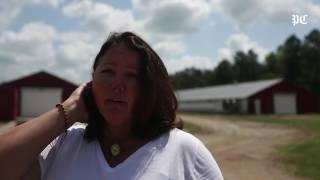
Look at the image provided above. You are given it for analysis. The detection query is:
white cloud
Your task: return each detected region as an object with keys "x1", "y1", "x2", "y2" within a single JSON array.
[
  {"x1": 0, "y1": 21, "x2": 98, "y2": 84},
  {"x1": 0, "y1": 22, "x2": 56, "y2": 64},
  {"x1": 218, "y1": 33, "x2": 269, "y2": 62},
  {"x1": 51, "y1": 30, "x2": 101, "y2": 83},
  {"x1": 165, "y1": 55, "x2": 216, "y2": 74},
  {"x1": 55, "y1": 67, "x2": 91, "y2": 85},
  {"x1": 62, "y1": 0, "x2": 137, "y2": 37},
  {"x1": 61, "y1": 0, "x2": 89, "y2": 18},
  {"x1": 57, "y1": 31, "x2": 93, "y2": 43},
  {"x1": 0, "y1": 22, "x2": 57, "y2": 83},
  {"x1": 153, "y1": 40, "x2": 187, "y2": 59},
  {"x1": 0, "y1": 0, "x2": 64, "y2": 30},
  {"x1": 56, "y1": 38, "x2": 98, "y2": 67},
  {"x1": 32, "y1": 0, "x2": 65, "y2": 8},
  {"x1": 0, "y1": 2, "x2": 21, "y2": 31},
  {"x1": 214, "y1": 0, "x2": 320, "y2": 28},
  {"x1": 133, "y1": 0, "x2": 212, "y2": 36},
  {"x1": 61, "y1": 0, "x2": 214, "y2": 39}
]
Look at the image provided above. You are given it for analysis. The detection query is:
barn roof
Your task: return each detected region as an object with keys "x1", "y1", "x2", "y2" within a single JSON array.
[
  {"x1": 0, "y1": 71, "x2": 77, "y2": 88},
  {"x1": 175, "y1": 79, "x2": 282, "y2": 101}
]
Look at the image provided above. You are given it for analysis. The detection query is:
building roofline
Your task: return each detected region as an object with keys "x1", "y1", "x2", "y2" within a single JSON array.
[
  {"x1": 175, "y1": 78, "x2": 283, "y2": 101},
  {"x1": 0, "y1": 70, "x2": 78, "y2": 87}
]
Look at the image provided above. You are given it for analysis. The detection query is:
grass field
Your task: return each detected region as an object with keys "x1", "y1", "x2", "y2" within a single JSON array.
[
  {"x1": 225, "y1": 114, "x2": 320, "y2": 179},
  {"x1": 183, "y1": 122, "x2": 202, "y2": 134},
  {"x1": 180, "y1": 112, "x2": 320, "y2": 180}
]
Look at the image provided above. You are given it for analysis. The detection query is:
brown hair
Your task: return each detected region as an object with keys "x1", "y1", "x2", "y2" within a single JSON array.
[{"x1": 83, "y1": 31, "x2": 178, "y2": 141}]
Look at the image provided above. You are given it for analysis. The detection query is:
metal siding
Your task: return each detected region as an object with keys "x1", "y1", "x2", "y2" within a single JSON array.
[
  {"x1": 0, "y1": 71, "x2": 77, "y2": 121},
  {"x1": 250, "y1": 81, "x2": 319, "y2": 114},
  {"x1": 178, "y1": 100, "x2": 223, "y2": 112},
  {"x1": 177, "y1": 79, "x2": 319, "y2": 114},
  {"x1": 176, "y1": 79, "x2": 282, "y2": 101},
  {"x1": 239, "y1": 99, "x2": 248, "y2": 113},
  {"x1": 13, "y1": 88, "x2": 19, "y2": 119},
  {"x1": 273, "y1": 93, "x2": 296, "y2": 114},
  {"x1": 254, "y1": 99, "x2": 261, "y2": 114},
  {"x1": 0, "y1": 87, "x2": 15, "y2": 120},
  {"x1": 21, "y1": 87, "x2": 62, "y2": 117}
]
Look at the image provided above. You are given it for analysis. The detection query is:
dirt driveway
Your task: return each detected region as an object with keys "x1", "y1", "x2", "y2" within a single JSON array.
[{"x1": 180, "y1": 114, "x2": 308, "y2": 180}]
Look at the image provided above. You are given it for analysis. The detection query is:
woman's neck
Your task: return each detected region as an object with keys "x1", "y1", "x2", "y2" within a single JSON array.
[
  {"x1": 98, "y1": 130, "x2": 147, "y2": 167},
  {"x1": 101, "y1": 123, "x2": 133, "y2": 144},
  {"x1": 98, "y1": 123, "x2": 148, "y2": 167}
]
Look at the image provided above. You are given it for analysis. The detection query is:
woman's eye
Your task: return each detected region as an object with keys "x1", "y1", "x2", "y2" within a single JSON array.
[{"x1": 101, "y1": 69, "x2": 114, "y2": 74}]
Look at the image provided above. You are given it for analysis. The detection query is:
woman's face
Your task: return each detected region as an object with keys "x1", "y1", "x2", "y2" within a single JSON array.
[{"x1": 92, "y1": 43, "x2": 141, "y2": 127}]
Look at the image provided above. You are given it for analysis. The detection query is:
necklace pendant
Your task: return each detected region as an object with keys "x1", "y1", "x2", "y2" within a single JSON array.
[{"x1": 110, "y1": 144, "x2": 121, "y2": 156}]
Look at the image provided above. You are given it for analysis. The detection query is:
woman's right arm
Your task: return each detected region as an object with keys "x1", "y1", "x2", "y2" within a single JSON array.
[{"x1": 0, "y1": 83, "x2": 88, "y2": 180}]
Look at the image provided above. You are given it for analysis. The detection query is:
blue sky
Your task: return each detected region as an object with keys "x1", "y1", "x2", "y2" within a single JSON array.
[{"x1": 0, "y1": 0, "x2": 319, "y2": 84}]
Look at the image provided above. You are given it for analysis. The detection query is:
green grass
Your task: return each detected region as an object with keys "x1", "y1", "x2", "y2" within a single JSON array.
[
  {"x1": 279, "y1": 139, "x2": 320, "y2": 179},
  {"x1": 180, "y1": 112, "x2": 320, "y2": 132},
  {"x1": 224, "y1": 114, "x2": 320, "y2": 132},
  {"x1": 183, "y1": 121, "x2": 207, "y2": 134},
  {"x1": 179, "y1": 112, "x2": 320, "y2": 180},
  {"x1": 225, "y1": 114, "x2": 320, "y2": 179}
]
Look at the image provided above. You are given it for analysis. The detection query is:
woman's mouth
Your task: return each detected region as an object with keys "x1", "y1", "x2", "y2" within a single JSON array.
[
  {"x1": 105, "y1": 99, "x2": 127, "y2": 110},
  {"x1": 107, "y1": 99, "x2": 126, "y2": 103}
]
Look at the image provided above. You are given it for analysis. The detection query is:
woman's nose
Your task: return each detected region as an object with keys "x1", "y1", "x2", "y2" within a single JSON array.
[{"x1": 111, "y1": 76, "x2": 125, "y2": 93}]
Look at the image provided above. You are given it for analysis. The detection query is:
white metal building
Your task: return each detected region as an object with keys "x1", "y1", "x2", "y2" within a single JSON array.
[{"x1": 175, "y1": 79, "x2": 319, "y2": 114}]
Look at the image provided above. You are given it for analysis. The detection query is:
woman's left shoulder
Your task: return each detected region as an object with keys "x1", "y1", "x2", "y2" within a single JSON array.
[
  {"x1": 168, "y1": 128, "x2": 224, "y2": 180},
  {"x1": 168, "y1": 128, "x2": 204, "y2": 150}
]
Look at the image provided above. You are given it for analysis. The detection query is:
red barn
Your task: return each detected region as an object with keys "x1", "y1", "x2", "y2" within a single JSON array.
[
  {"x1": 176, "y1": 79, "x2": 320, "y2": 114},
  {"x1": 0, "y1": 71, "x2": 77, "y2": 121},
  {"x1": 247, "y1": 80, "x2": 319, "y2": 114}
]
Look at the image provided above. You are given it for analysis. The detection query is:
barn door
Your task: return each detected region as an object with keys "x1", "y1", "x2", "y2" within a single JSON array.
[
  {"x1": 273, "y1": 93, "x2": 297, "y2": 114},
  {"x1": 21, "y1": 87, "x2": 62, "y2": 117},
  {"x1": 254, "y1": 99, "x2": 261, "y2": 114}
]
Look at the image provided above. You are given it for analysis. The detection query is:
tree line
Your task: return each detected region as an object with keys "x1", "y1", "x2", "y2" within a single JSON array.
[{"x1": 170, "y1": 29, "x2": 320, "y2": 96}]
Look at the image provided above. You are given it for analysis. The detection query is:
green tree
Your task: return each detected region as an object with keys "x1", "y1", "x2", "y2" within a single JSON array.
[
  {"x1": 212, "y1": 59, "x2": 235, "y2": 85},
  {"x1": 170, "y1": 67, "x2": 210, "y2": 89},
  {"x1": 263, "y1": 52, "x2": 281, "y2": 78},
  {"x1": 301, "y1": 29, "x2": 320, "y2": 95},
  {"x1": 233, "y1": 50, "x2": 264, "y2": 82},
  {"x1": 170, "y1": 28, "x2": 320, "y2": 93},
  {"x1": 278, "y1": 35, "x2": 302, "y2": 82}
]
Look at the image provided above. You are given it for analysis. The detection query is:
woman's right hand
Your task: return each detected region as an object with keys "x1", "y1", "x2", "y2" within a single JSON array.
[{"x1": 62, "y1": 82, "x2": 90, "y2": 126}]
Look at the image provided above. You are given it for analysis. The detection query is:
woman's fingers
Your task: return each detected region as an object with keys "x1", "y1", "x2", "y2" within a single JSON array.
[
  {"x1": 72, "y1": 82, "x2": 88, "y2": 97},
  {"x1": 77, "y1": 82, "x2": 91, "y2": 123},
  {"x1": 62, "y1": 82, "x2": 91, "y2": 124}
]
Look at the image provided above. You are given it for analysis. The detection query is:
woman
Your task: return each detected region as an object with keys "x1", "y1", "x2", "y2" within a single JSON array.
[{"x1": 0, "y1": 32, "x2": 223, "y2": 180}]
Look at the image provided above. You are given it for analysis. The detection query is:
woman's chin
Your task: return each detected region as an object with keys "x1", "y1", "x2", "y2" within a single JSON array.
[{"x1": 102, "y1": 112, "x2": 130, "y2": 127}]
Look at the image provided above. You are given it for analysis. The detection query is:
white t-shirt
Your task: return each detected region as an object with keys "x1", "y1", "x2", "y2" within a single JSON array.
[{"x1": 39, "y1": 127, "x2": 224, "y2": 180}]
